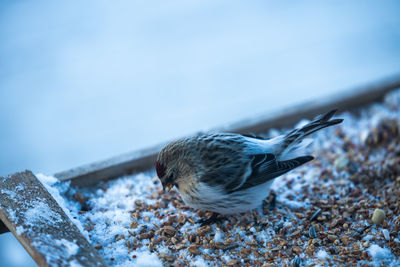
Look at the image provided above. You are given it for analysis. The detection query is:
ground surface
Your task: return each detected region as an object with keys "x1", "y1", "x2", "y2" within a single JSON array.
[{"x1": 59, "y1": 90, "x2": 400, "y2": 266}]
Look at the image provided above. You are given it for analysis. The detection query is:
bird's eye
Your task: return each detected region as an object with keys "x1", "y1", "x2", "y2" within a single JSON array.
[{"x1": 167, "y1": 173, "x2": 174, "y2": 181}]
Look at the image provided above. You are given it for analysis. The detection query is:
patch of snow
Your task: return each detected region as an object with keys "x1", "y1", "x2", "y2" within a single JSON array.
[
  {"x1": 135, "y1": 251, "x2": 163, "y2": 267},
  {"x1": 25, "y1": 200, "x2": 62, "y2": 226},
  {"x1": 70, "y1": 260, "x2": 83, "y2": 267},
  {"x1": 214, "y1": 230, "x2": 224, "y2": 242},
  {"x1": 363, "y1": 234, "x2": 373, "y2": 241},
  {"x1": 6, "y1": 208, "x2": 17, "y2": 223},
  {"x1": 54, "y1": 239, "x2": 79, "y2": 257},
  {"x1": 1, "y1": 189, "x2": 17, "y2": 199},
  {"x1": 192, "y1": 257, "x2": 210, "y2": 267},
  {"x1": 16, "y1": 226, "x2": 25, "y2": 235},
  {"x1": 36, "y1": 173, "x2": 59, "y2": 186},
  {"x1": 316, "y1": 249, "x2": 329, "y2": 260},
  {"x1": 36, "y1": 173, "x2": 89, "y2": 240},
  {"x1": 367, "y1": 244, "x2": 399, "y2": 267},
  {"x1": 368, "y1": 244, "x2": 391, "y2": 259}
]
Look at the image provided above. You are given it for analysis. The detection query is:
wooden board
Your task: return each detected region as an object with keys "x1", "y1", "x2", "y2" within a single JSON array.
[
  {"x1": 55, "y1": 75, "x2": 400, "y2": 187},
  {"x1": 0, "y1": 171, "x2": 107, "y2": 267}
]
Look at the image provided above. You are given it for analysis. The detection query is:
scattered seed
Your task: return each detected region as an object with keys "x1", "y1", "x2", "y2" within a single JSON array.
[
  {"x1": 327, "y1": 234, "x2": 338, "y2": 242},
  {"x1": 162, "y1": 226, "x2": 176, "y2": 236},
  {"x1": 371, "y1": 209, "x2": 385, "y2": 225},
  {"x1": 188, "y1": 244, "x2": 200, "y2": 255},
  {"x1": 310, "y1": 209, "x2": 322, "y2": 221},
  {"x1": 292, "y1": 256, "x2": 301, "y2": 267},
  {"x1": 309, "y1": 225, "x2": 317, "y2": 238},
  {"x1": 382, "y1": 229, "x2": 390, "y2": 241}
]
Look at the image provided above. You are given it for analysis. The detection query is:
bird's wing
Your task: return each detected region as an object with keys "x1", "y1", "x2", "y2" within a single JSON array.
[
  {"x1": 199, "y1": 160, "x2": 251, "y2": 193},
  {"x1": 196, "y1": 132, "x2": 314, "y2": 192},
  {"x1": 227, "y1": 154, "x2": 314, "y2": 193},
  {"x1": 199, "y1": 152, "x2": 273, "y2": 192},
  {"x1": 240, "y1": 133, "x2": 267, "y2": 140}
]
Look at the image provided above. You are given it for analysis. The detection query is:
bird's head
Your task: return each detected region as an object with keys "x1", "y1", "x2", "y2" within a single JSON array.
[
  {"x1": 155, "y1": 160, "x2": 176, "y2": 191},
  {"x1": 155, "y1": 142, "x2": 183, "y2": 191}
]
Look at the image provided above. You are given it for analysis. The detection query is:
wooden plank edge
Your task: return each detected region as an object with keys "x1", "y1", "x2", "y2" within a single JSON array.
[
  {"x1": 0, "y1": 171, "x2": 107, "y2": 266},
  {"x1": 223, "y1": 74, "x2": 400, "y2": 133},
  {"x1": 54, "y1": 74, "x2": 400, "y2": 187}
]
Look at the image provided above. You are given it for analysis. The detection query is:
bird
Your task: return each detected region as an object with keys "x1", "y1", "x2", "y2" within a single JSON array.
[{"x1": 155, "y1": 110, "x2": 342, "y2": 215}]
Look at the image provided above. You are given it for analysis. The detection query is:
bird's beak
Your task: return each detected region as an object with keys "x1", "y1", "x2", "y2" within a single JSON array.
[
  {"x1": 161, "y1": 180, "x2": 173, "y2": 192},
  {"x1": 163, "y1": 183, "x2": 173, "y2": 192}
]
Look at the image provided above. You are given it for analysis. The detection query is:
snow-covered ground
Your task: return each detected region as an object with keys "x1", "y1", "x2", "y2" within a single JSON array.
[
  {"x1": 1, "y1": 1, "x2": 400, "y2": 266},
  {"x1": 38, "y1": 89, "x2": 400, "y2": 266}
]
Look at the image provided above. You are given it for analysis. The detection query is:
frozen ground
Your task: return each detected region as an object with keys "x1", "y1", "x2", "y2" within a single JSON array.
[{"x1": 39, "y1": 89, "x2": 399, "y2": 266}]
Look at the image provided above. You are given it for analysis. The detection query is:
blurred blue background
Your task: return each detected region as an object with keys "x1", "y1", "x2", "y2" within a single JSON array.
[{"x1": 0, "y1": 1, "x2": 399, "y2": 266}]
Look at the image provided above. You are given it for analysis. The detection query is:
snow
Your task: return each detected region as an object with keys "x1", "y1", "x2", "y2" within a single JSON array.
[
  {"x1": 6, "y1": 208, "x2": 17, "y2": 223},
  {"x1": 213, "y1": 230, "x2": 224, "y2": 242},
  {"x1": 366, "y1": 244, "x2": 400, "y2": 267},
  {"x1": 70, "y1": 260, "x2": 84, "y2": 267},
  {"x1": 368, "y1": 244, "x2": 391, "y2": 259},
  {"x1": 25, "y1": 200, "x2": 62, "y2": 226},
  {"x1": 36, "y1": 173, "x2": 59, "y2": 186},
  {"x1": 192, "y1": 257, "x2": 210, "y2": 267},
  {"x1": 1, "y1": 189, "x2": 17, "y2": 200},
  {"x1": 316, "y1": 249, "x2": 329, "y2": 260},
  {"x1": 54, "y1": 239, "x2": 79, "y2": 257},
  {"x1": 15, "y1": 226, "x2": 25, "y2": 236},
  {"x1": 36, "y1": 173, "x2": 89, "y2": 239},
  {"x1": 134, "y1": 251, "x2": 163, "y2": 267}
]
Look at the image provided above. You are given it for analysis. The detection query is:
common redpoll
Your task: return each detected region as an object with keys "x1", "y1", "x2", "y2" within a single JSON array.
[{"x1": 156, "y1": 110, "x2": 342, "y2": 214}]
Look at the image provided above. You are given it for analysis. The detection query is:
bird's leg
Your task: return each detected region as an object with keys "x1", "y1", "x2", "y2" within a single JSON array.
[
  {"x1": 262, "y1": 190, "x2": 277, "y2": 211},
  {"x1": 198, "y1": 212, "x2": 224, "y2": 226}
]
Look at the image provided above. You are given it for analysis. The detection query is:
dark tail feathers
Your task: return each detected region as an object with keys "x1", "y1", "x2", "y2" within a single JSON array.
[{"x1": 280, "y1": 109, "x2": 343, "y2": 153}]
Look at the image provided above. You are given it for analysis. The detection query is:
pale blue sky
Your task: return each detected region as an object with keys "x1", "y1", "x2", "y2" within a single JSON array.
[{"x1": 1, "y1": 1, "x2": 400, "y2": 177}]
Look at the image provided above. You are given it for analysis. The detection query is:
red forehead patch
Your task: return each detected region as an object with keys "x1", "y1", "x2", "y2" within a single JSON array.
[{"x1": 155, "y1": 161, "x2": 165, "y2": 178}]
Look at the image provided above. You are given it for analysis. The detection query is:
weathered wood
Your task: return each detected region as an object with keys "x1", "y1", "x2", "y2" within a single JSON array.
[
  {"x1": 55, "y1": 75, "x2": 400, "y2": 187},
  {"x1": 0, "y1": 171, "x2": 107, "y2": 267},
  {"x1": 55, "y1": 144, "x2": 164, "y2": 187},
  {"x1": 221, "y1": 75, "x2": 400, "y2": 134}
]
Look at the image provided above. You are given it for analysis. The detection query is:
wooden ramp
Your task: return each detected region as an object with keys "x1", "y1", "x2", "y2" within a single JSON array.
[{"x1": 0, "y1": 171, "x2": 107, "y2": 267}]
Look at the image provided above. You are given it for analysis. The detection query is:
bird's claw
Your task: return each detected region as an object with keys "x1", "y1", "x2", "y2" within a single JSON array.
[{"x1": 198, "y1": 213, "x2": 223, "y2": 226}]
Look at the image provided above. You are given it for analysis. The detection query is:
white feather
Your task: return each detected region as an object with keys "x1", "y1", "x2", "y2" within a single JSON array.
[
  {"x1": 181, "y1": 181, "x2": 273, "y2": 215},
  {"x1": 243, "y1": 135, "x2": 313, "y2": 161}
]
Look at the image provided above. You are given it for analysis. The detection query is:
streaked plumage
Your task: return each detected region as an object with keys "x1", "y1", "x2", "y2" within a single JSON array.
[{"x1": 156, "y1": 110, "x2": 342, "y2": 214}]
